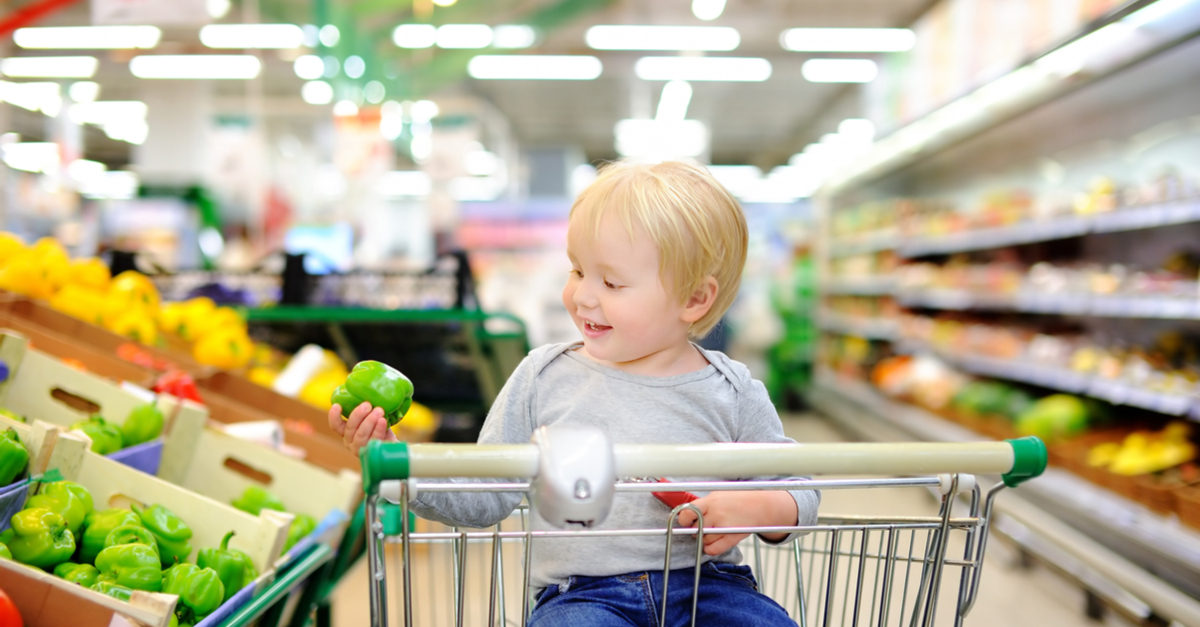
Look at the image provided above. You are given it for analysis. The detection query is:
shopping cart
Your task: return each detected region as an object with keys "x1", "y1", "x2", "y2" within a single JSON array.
[{"x1": 358, "y1": 427, "x2": 1047, "y2": 627}]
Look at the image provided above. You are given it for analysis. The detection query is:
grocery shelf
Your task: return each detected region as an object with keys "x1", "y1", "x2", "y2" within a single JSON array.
[
  {"x1": 815, "y1": 311, "x2": 899, "y2": 341},
  {"x1": 821, "y1": 277, "x2": 897, "y2": 296},
  {"x1": 827, "y1": 232, "x2": 900, "y2": 258},
  {"x1": 897, "y1": 200, "x2": 1200, "y2": 258},
  {"x1": 894, "y1": 341, "x2": 1199, "y2": 419},
  {"x1": 808, "y1": 370, "x2": 1200, "y2": 618},
  {"x1": 897, "y1": 290, "x2": 1200, "y2": 319}
]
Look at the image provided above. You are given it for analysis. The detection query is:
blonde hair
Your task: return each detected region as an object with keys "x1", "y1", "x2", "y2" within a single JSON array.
[{"x1": 568, "y1": 160, "x2": 748, "y2": 339}]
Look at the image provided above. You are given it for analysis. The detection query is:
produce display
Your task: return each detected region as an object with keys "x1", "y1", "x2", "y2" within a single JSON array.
[
  {"x1": 229, "y1": 485, "x2": 319, "y2": 553},
  {"x1": 0, "y1": 429, "x2": 29, "y2": 486}
]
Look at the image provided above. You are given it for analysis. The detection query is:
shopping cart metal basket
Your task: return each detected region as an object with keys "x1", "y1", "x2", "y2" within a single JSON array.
[{"x1": 357, "y1": 429, "x2": 1047, "y2": 627}]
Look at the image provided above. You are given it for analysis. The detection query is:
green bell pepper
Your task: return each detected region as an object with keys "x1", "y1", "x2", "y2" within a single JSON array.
[
  {"x1": 131, "y1": 502, "x2": 192, "y2": 567},
  {"x1": 0, "y1": 428, "x2": 29, "y2": 486},
  {"x1": 79, "y1": 508, "x2": 142, "y2": 564},
  {"x1": 230, "y1": 486, "x2": 285, "y2": 516},
  {"x1": 69, "y1": 415, "x2": 124, "y2": 455},
  {"x1": 104, "y1": 524, "x2": 159, "y2": 555},
  {"x1": 331, "y1": 360, "x2": 413, "y2": 427},
  {"x1": 283, "y1": 513, "x2": 318, "y2": 552},
  {"x1": 90, "y1": 580, "x2": 133, "y2": 602},
  {"x1": 26, "y1": 481, "x2": 93, "y2": 535},
  {"x1": 0, "y1": 540, "x2": 11, "y2": 560},
  {"x1": 197, "y1": 531, "x2": 258, "y2": 603},
  {"x1": 54, "y1": 561, "x2": 100, "y2": 587},
  {"x1": 163, "y1": 563, "x2": 225, "y2": 623},
  {"x1": 95, "y1": 543, "x2": 162, "y2": 592},
  {"x1": 121, "y1": 403, "x2": 164, "y2": 447},
  {"x1": 0, "y1": 407, "x2": 24, "y2": 423},
  {"x1": 7, "y1": 507, "x2": 75, "y2": 568}
]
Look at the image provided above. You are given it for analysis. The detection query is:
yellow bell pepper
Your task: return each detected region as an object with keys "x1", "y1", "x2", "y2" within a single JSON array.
[
  {"x1": 193, "y1": 327, "x2": 253, "y2": 370},
  {"x1": 0, "y1": 252, "x2": 47, "y2": 299},
  {"x1": 247, "y1": 366, "x2": 279, "y2": 387},
  {"x1": 31, "y1": 238, "x2": 71, "y2": 294},
  {"x1": 109, "y1": 309, "x2": 159, "y2": 345},
  {"x1": 185, "y1": 304, "x2": 242, "y2": 341},
  {"x1": 0, "y1": 232, "x2": 26, "y2": 263},
  {"x1": 299, "y1": 369, "x2": 346, "y2": 408},
  {"x1": 50, "y1": 284, "x2": 107, "y2": 325},
  {"x1": 109, "y1": 271, "x2": 161, "y2": 312},
  {"x1": 70, "y1": 258, "x2": 111, "y2": 291}
]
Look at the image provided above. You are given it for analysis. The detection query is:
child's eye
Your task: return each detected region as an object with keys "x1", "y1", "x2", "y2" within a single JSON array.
[
  {"x1": 570, "y1": 269, "x2": 583, "y2": 278},
  {"x1": 604, "y1": 280, "x2": 618, "y2": 289}
]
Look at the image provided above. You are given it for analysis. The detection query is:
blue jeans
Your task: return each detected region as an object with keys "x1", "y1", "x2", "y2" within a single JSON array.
[{"x1": 529, "y1": 562, "x2": 796, "y2": 627}]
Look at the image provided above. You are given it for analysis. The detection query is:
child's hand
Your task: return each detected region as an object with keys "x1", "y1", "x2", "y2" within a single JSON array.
[
  {"x1": 328, "y1": 402, "x2": 397, "y2": 455},
  {"x1": 674, "y1": 491, "x2": 798, "y2": 556}
]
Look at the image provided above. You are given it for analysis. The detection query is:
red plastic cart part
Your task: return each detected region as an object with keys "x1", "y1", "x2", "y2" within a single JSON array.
[{"x1": 650, "y1": 478, "x2": 699, "y2": 509}]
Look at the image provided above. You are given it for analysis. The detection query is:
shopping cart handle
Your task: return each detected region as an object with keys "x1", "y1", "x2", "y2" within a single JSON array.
[{"x1": 1001, "y1": 436, "x2": 1047, "y2": 487}]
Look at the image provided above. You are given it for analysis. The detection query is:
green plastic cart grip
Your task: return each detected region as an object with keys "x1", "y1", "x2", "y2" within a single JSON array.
[
  {"x1": 1002, "y1": 436, "x2": 1047, "y2": 487},
  {"x1": 362, "y1": 440, "x2": 410, "y2": 495}
]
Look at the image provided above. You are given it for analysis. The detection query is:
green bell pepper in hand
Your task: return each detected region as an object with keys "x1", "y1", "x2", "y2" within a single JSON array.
[
  {"x1": 69, "y1": 415, "x2": 124, "y2": 455},
  {"x1": 90, "y1": 580, "x2": 133, "y2": 602},
  {"x1": 163, "y1": 563, "x2": 225, "y2": 623},
  {"x1": 331, "y1": 360, "x2": 413, "y2": 427},
  {"x1": 54, "y1": 562, "x2": 100, "y2": 587},
  {"x1": 230, "y1": 486, "x2": 285, "y2": 516},
  {"x1": 131, "y1": 502, "x2": 192, "y2": 567},
  {"x1": 79, "y1": 508, "x2": 142, "y2": 564},
  {"x1": 95, "y1": 543, "x2": 162, "y2": 591},
  {"x1": 197, "y1": 531, "x2": 258, "y2": 603},
  {"x1": 0, "y1": 428, "x2": 29, "y2": 486},
  {"x1": 283, "y1": 513, "x2": 318, "y2": 552},
  {"x1": 7, "y1": 508, "x2": 75, "y2": 568},
  {"x1": 26, "y1": 481, "x2": 93, "y2": 535},
  {"x1": 121, "y1": 403, "x2": 164, "y2": 447}
]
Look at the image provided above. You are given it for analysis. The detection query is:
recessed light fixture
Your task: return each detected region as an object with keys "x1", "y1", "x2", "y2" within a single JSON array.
[
  {"x1": 586, "y1": 25, "x2": 739, "y2": 51},
  {"x1": 2, "y1": 56, "x2": 98, "y2": 78},
  {"x1": 634, "y1": 57, "x2": 770, "y2": 82},
  {"x1": 14, "y1": 26, "x2": 161, "y2": 49},
  {"x1": 801, "y1": 59, "x2": 878, "y2": 83},
  {"x1": 780, "y1": 28, "x2": 916, "y2": 52},
  {"x1": 467, "y1": 55, "x2": 602, "y2": 80}
]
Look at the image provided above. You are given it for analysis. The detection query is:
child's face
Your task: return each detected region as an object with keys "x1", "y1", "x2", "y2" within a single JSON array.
[{"x1": 562, "y1": 212, "x2": 694, "y2": 372}]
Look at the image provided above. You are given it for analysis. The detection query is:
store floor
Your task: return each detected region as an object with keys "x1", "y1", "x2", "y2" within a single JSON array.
[{"x1": 329, "y1": 414, "x2": 1131, "y2": 626}]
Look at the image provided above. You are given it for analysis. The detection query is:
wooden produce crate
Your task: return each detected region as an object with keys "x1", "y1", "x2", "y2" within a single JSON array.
[
  {"x1": 0, "y1": 332, "x2": 206, "y2": 477},
  {"x1": 196, "y1": 370, "x2": 333, "y2": 435},
  {"x1": 0, "y1": 311, "x2": 155, "y2": 385},
  {"x1": 0, "y1": 558, "x2": 177, "y2": 627},
  {"x1": 160, "y1": 425, "x2": 361, "y2": 556}
]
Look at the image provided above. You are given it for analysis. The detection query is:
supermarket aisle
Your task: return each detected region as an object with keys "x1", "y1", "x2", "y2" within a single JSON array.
[{"x1": 330, "y1": 414, "x2": 1130, "y2": 626}]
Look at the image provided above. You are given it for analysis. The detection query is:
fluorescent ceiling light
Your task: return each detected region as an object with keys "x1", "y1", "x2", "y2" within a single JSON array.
[
  {"x1": 318, "y1": 25, "x2": 340, "y2": 47},
  {"x1": 14, "y1": 26, "x2": 161, "y2": 49},
  {"x1": 69, "y1": 101, "x2": 147, "y2": 126},
  {"x1": 615, "y1": 119, "x2": 708, "y2": 159},
  {"x1": 410, "y1": 99, "x2": 439, "y2": 122},
  {"x1": 68, "y1": 81, "x2": 100, "y2": 103},
  {"x1": 333, "y1": 100, "x2": 358, "y2": 116},
  {"x1": 692, "y1": 0, "x2": 727, "y2": 21},
  {"x1": 436, "y1": 24, "x2": 493, "y2": 49},
  {"x1": 801, "y1": 58, "x2": 877, "y2": 83},
  {"x1": 200, "y1": 24, "x2": 304, "y2": 49},
  {"x1": 0, "y1": 81, "x2": 61, "y2": 113},
  {"x1": 449, "y1": 176, "x2": 504, "y2": 201},
  {"x1": 2, "y1": 142, "x2": 58, "y2": 173},
  {"x1": 586, "y1": 25, "x2": 739, "y2": 51},
  {"x1": 378, "y1": 171, "x2": 432, "y2": 198},
  {"x1": 493, "y1": 25, "x2": 536, "y2": 49},
  {"x1": 293, "y1": 54, "x2": 324, "y2": 79},
  {"x1": 2, "y1": 56, "x2": 97, "y2": 78},
  {"x1": 707, "y1": 165, "x2": 763, "y2": 196},
  {"x1": 468, "y1": 55, "x2": 602, "y2": 80},
  {"x1": 301, "y1": 80, "x2": 333, "y2": 104},
  {"x1": 655, "y1": 80, "x2": 692, "y2": 121},
  {"x1": 344, "y1": 55, "x2": 365, "y2": 78},
  {"x1": 130, "y1": 55, "x2": 261, "y2": 79},
  {"x1": 634, "y1": 56, "x2": 770, "y2": 81},
  {"x1": 780, "y1": 28, "x2": 915, "y2": 52},
  {"x1": 394, "y1": 24, "x2": 436, "y2": 48},
  {"x1": 464, "y1": 149, "x2": 500, "y2": 176},
  {"x1": 80, "y1": 170, "x2": 138, "y2": 199}
]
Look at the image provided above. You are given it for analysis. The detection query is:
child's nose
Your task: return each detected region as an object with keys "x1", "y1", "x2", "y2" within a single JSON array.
[{"x1": 573, "y1": 281, "x2": 599, "y2": 309}]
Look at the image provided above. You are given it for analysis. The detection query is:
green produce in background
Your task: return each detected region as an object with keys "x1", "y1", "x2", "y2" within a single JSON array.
[
  {"x1": 7, "y1": 508, "x2": 76, "y2": 568},
  {"x1": 121, "y1": 403, "x2": 165, "y2": 447},
  {"x1": 163, "y1": 563, "x2": 225, "y2": 623},
  {"x1": 103, "y1": 524, "x2": 159, "y2": 555},
  {"x1": 0, "y1": 407, "x2": 24, "y2": 423},
  {"x1": 230, "y1": 485, "x2": 285, "y2": 516},
  {"x1": 198, "y1": 531, "x2": 258, "y2": 602},
  {"x1": 0, "y1": 540, "x2": 11, "y2": 559},
  {"x1": 69, "y1": 415, "x2": 124, "y2": 455},
  {"x1": 283, "y1": 513, "x2": 318, "y2": 552},
  {"x1": 90, "y1": 580, "x2": 134, "y2": 602},
  {"x1": 331, "y1": 360, "x2": 413, "y2": 427},
  {"x1": 0, "y1": 428, "x2": 29, "y2": 486},
  {"x1": 53, "y1": 562, "x2": 100, "y2": 587},
  {"x1": 79, "y1": 508, "x2": 142, "y2": 564},
  {"x1": 131, "y1": 502, "x2": 192, "y2": 566},
  {"x1": 26, "y1": 480, "x2": 93, "y2": 535},
  {"x1": 1016, "y1": 394, "x2": 1090, "y2": 441},
  {"x1": 95, "y1": 543, "x2": 163, "y2": 591}
]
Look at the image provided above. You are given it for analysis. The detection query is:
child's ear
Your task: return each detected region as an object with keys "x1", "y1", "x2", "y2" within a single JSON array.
[{"x1": 681, "y1": 276, "x2": 718, "y2": 324}]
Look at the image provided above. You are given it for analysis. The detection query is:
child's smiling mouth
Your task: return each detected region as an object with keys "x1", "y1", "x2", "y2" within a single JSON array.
[{"x1": 582, "y1": 320, "x2": 612, "y2": 337}]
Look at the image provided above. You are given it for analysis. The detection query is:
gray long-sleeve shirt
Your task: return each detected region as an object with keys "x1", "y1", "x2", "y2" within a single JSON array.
[{"x1": 409, "y1": 342, "x2": 820, "y2": 590}]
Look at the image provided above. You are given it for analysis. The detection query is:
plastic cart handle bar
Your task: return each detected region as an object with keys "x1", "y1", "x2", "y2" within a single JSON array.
[{"x1": 361, "y1": 436, "x2": 1045, "y2": 495}]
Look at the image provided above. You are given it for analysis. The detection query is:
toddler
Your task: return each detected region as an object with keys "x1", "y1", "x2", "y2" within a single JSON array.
[{"x1": 330, "y1": 160, "x2": 819, "y2": 626}]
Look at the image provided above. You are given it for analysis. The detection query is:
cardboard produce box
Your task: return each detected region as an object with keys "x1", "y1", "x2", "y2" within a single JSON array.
[{"x1": 0, "y1": 558, "x2": 177, "y2": 627}]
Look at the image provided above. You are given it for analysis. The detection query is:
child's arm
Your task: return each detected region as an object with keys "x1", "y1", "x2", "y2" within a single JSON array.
[{"x1": 674, "y1": 491, "x2": 799, "y2": 556}]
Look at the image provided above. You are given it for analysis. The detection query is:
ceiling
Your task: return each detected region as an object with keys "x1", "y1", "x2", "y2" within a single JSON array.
[{"x1": 4, "y1": 0, "x2": 937, "y2": 169}]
